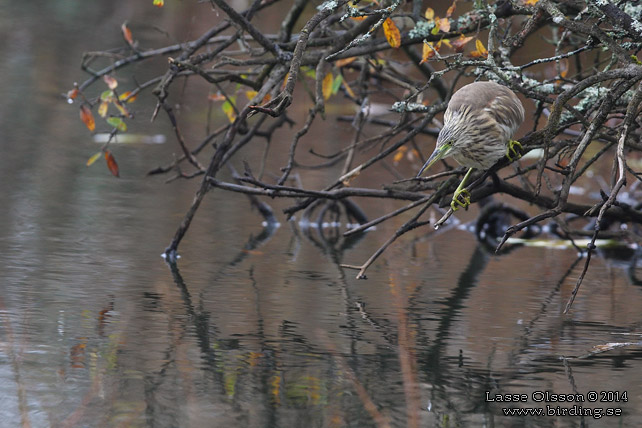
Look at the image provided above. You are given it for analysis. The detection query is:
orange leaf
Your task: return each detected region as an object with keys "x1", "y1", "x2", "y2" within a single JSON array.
[
  {"x1": 469, "y1": 39, "x2": 488, "y2": 58},
  {"x1": 393, "y1": 146, "x2": 407, "y2": 164},
  {"x1": 424, "y1": 7, "x2": 435, "y2": 21},
  {"x1": 438, "y1": 17, "x2": 450, "y2": 33},
  {"x1": 114, "y1": 101, "x2": 131, "y2": 117},
  {"x1": 80, "y1": 105, "x2": 95, "y2": 132},
  {"x1": 153, "y1": 0, "x2": 164, "y2": 6},
  {"x1": 335, "y1": 57, "x2": 357, "y2": 68},
  {"x1": 66, "y1": 88, "x2": 79, "y2": 102},
  {"x1": 420, "y1": 41, "x2": 437, "y2": 63},
  {"x1": 451, "y1": 35, "x2": 473, "y2": 52},
  {"x1": 104, "y1": 150, "x2": 120, "y2": 177},
  {"x1": 446, "y1": 0, "x2": 457, "y2": 17},
  {"x1": 383, "y1": 18, "x2": 401, "y2": 49},
  {"x1": 118, "y1": 91, "x2": 138, "y2": 103},
  {"x1": 103, "y1": 75, "x2": 118, "y2": 90},
  {"x1": 322, "y1": 72, "x2": 333, "y2": 100},
  {"x1": 524, "y1": 0, "x2": 539, "y2": 5},
  {"x1": 559, "y1": 58, "x2": 569, "y2": 78},
  {"x1": 208, "y1": 92, "x2": 226, "y2": 101},
  {"x1": 121, "y1": 22, "x2": 134, "y2": 46}
]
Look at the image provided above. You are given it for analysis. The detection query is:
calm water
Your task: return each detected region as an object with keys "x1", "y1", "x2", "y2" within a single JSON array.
[{"x1": 1, "y1": 2, "x2": 642, "y2": 427}]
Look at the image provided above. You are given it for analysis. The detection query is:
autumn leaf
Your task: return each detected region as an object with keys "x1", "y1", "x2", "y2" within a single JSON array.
[
  {"x1": 121, "y1": 22, "x2": 134, "y2": 46},
  {"x1": 438, "y1": 17, "x2": 450, "y2": 33},
  {"x1": 107, "y1": 117, "x2": 127, "y2": 132},
  {"x1": 393, "y1": 146, "x2": 407, "y2": 164},
  {"x1": 86, "y1": 151, "x2": 103, "y2": 167},
  {"x1": 559, "y1": 57, "x2": 569, "y2": 78},
  {"x1": 153, "y1": 0, "x2": 164, "y2": 7},
  {"x1": 98, "y1": 101, "x2": 109, "y2": 118},
  {"x1": 451, "y1": 35, "x2": 473, "y2": 52},
  {"x1": 469, "y1": 39, "x2": 488, "y2": 58},
  {"x1": 446, "y1": 0, "x2": 457, "y2": 17},
  {"x1": 100, "y1": 90, "x2": 114, "y2": 102},
  {"x1": 335, "y1": 57, "x2": 357, "y2": 68},
  {"x1": 104, "y1": 150, "x2": 120, "y2": 177},
  {"x1": 322, "y1": 72, "x2": 333, "y2": 100},
  {"x1": 222, "y1": 96, "x2": 237, "y2": 122},
  {"x1": 103, "y1": 75, "x2": 118, "y2": 90},
  {"x1": 383, "y1": 18, "x2": 401, "y2": 49},
  {"x1": 80, "y1": 105, "x2": 95, "y2": 132},
  {"x1": 208, "y1": 92, "x2": 226, "y2": 101},
  {"x1": 343, "y1": 81, "x2": 356, "y2": 99},
  {"x1": 118, "y1": 91, "x2": 137, "y2": 103},
  {"x1": 113, "y1": 101, "x2": 131, "y2": 118},
  {"x1": 424, "y1": 7, "x2": 435, "y2": 21},
  {"x1": 524, "y1": 0, "x2": 539, "y2": 5},
  {"x1": 420, "y1": 41, "x2": 437, "y2": 63},
  {"x1": 66, "y1": 88, "x2": 79, "y2": 103},
  {"x1": 245, "y1": 90, "x2": 258, "y2": 100}
]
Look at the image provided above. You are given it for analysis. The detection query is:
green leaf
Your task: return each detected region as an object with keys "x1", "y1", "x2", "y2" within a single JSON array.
[
  {"x1": 222, "y1": 96, "x2": 237, "y2": 122},
  {"x1": 430, "y1": 24, "x2": 440, "y2": 35},
  {"x1": 100, "y1": 90, "x2": 114, "y2": 102},
  {"x1": 331, "y1": 74, "x2": 343, "y2": 95},
  {"x1": 107, "y1": 117, "x2": 127, "y2": 132},
  {"x1": 86, "y1": 151, "x2": 103, "y2": 167}
]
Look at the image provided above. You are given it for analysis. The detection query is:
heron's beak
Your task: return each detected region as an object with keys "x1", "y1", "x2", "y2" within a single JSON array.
[{"x1": 416, "y1": 143, "x2": 452, "y2": 178}]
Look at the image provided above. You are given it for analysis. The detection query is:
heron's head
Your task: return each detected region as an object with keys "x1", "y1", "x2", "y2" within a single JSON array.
[{"x1": 415, "y1": 121, "x2": 461, "y2": 178}]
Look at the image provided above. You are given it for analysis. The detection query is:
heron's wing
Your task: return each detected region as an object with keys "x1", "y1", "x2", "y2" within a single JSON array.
[{"x1": 448, "y1": 81, "x2": 525, "y2": 135}]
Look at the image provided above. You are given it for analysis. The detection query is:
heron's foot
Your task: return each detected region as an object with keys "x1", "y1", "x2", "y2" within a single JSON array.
[
  {"x1": 506, "y1": 139, "x2": 523, "y2": 162},
  {"x1": 450, "y1": 188, "x2": 471, "y2": 211}
]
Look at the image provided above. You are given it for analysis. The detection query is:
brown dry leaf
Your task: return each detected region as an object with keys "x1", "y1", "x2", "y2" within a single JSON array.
[
  {"x1": 383, "y1": 18, "x2": 401, "y2": 49},
  {"x1": 322, "y1": 72, "x2": 334, "y2": 100},
  {"x1": 469, "y1": 39, "x2": 488, "y2": 58},
  {"x1": 104, "y1": 150, "x2": 120, "y2": 177},
  {"x1": 438, "y1": 17, "x2": 451, "y2": 33},
  {"x1": 451, "y1": 35, "x2": 473, "y2": 52},
  {"x1": 420, "y1": 41, "x2": 437, "y2": 63},
  {"x1": 121, "y1": 22, "x2": 134, "y2": 46},
  {"x1": 446, "y1": 0, "x2": 457, "y2": 17},
  {"x1": 335, "y1": 56, "x2": 357, "y2": 68},
  {"x1": 424, "y1": 7, "x2": 435, "y2": 21},
  {"x1": 79, "y1": 105, "x2": 95, "y2": 132},
  {"x1": 103, "y1": 75, "x2": 118, "y2": 90}
]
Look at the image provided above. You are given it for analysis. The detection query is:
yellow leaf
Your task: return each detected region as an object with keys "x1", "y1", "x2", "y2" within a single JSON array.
[
  {"x1": 245, "y1": 90, "x2": 258, "y2": 100},
  {"x1": 524, "y1": 0, "x2": 539, "y2": 5},
  {"x1": 153, "y1": 0, "x2": 164, "y2": 7},
  {"x1": 322, "y1": 72, "x2": 333, "y2": 100},
  {"x1": 118, "y1": 91, "x2": 138, "y2": 103},
  {"x1": 383, "y1": 18, "x2": 401, "y2": 49},
  {"x1": 424, "y1": 7, "x2": 435, "y2": 21},
  {"x1": 441, "y1": 38, "x2": 452, "y2": 48},
  {"x1": 420, "y1": 41, "x2": 436, "y2": 63},
  {"x1": 335, "y1": 56, "x2": 357, "y2": 68},
  {"x1": 98, "y1": 101, "x2": 109, "y2": 118},
  {"x1": 470, "y1": 39, "x2": 488, "y2": 58},
  {"x1": 86, "y1": 151, "x2": 103, "y2": 167},
  {"x1": 393, "y1": 146, "x2": 407, "y2": 164},
  {"x1": 343, "y1": 81, "x2": 356, "y2": 99}
]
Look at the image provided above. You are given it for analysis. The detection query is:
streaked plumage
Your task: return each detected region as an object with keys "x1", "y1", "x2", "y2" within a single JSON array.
[{"x1": 416, "y1": 81, "x2": 525, "y2": 210}]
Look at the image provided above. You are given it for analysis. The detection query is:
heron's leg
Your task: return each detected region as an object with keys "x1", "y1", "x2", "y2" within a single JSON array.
[
  {"x1": 506, "y1": 139, "x2": 523, "y2": 162},
  {"x1": 450, "y1": 168, "x2": 474, "y2": 211}
]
